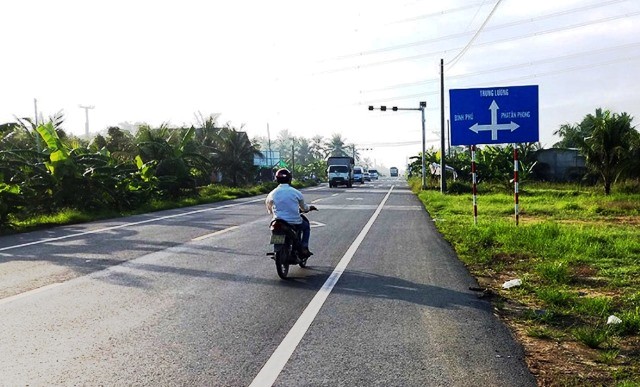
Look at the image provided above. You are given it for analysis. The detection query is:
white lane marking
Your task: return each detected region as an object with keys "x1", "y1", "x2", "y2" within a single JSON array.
[
  {"x1": 249, "y1": 185, "x2": 395, "y2": 387},
  {"x1": 191, "y1": 226, "x2": 239, "y2": 241},
  {"x1": 309, "y1": 221, "x2": 326, "y2": 228},
  {"x1": 331, "y1": 193, "x2": 339, "y2": 197},
  {"x1": 310, "y1": 198, "x2": 323, "y2": 203},
  {"x1": 0, "y1": 198, "x2": 265, "y2": 252},
  {"x1": 0, "y1": 240, "x2": 209, "y2": 305}
]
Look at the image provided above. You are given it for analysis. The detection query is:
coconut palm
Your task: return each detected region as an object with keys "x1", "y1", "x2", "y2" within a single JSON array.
[
  {"x1": 325, "y1": 133, "x2": 349, "y2": 157},
  {"x1": 576, "y1": 108, "x2": 638, "y2": 194},
  {"x1": 309, "y1": 135, "x2": 326, "y2": 159},
  {"x1": 212, "y1": 127, "x2": 262, "y2": 186}
]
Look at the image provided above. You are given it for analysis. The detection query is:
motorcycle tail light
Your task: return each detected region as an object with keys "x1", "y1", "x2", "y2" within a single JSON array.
[{"x1": 271, "y1": 222, "x2": 285, "y2": 231}]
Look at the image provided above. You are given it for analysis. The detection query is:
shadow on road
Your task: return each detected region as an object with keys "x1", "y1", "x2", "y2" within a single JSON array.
[{"x1": 289, "y1": 266, "x2": 488, "y2": 312}]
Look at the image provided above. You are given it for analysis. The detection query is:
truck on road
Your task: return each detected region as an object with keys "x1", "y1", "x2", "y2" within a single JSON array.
[
  {"x1": 327, "y1": 156, "x2": 354, "y2": 188},
  {"x1": 390, "y1": 167, "x2": 399, "y2": 177}
]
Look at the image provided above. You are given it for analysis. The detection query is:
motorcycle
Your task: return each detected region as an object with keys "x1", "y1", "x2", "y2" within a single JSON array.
[{"x1": 267, "y1": 208, "x2": 317, "y2": 279}]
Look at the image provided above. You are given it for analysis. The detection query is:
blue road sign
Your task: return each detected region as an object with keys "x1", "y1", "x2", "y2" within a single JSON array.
[{"x1": 449, "y1": 85, "x2": 539, "y2": 145}]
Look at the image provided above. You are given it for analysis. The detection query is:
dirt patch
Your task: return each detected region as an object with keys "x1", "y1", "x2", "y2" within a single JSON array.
[{"x1": 472, "y1": 273, "x2": 639, "y2": 386}]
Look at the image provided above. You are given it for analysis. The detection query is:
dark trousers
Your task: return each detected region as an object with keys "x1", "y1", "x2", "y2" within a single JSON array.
[{"x1": 291, "y1": 217, "x2": 311, "y2": 248}]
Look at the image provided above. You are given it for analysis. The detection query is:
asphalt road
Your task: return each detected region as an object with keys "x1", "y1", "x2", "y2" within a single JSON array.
[{"x1": 0, "y1": 178, "x2": 535, "y2": 386}]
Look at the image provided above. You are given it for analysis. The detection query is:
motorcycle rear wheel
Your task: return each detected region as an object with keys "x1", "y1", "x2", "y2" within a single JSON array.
[{"x1": 275, "y1": 249, "x2": 290, "y2": 279}]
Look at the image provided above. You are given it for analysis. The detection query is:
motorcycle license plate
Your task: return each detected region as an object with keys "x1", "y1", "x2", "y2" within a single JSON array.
[{"x1": 270, "y1": 234, "x2": 285, "y2": 244}]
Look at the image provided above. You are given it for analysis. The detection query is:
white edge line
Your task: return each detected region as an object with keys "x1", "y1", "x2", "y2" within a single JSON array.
[
  {"x1": 249, "y1": 185, "x2": 395, "y2": 387},
  {"x1": 191, "y1": 226, "x2": 239, "y2": 241},
  {"x1": 0, "y1": 283, "x2": 63, "y2": 306}
]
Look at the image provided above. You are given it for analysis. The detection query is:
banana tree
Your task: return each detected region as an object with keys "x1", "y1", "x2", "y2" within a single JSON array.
[{"x1": 136, "y1": 126, "x2": 212, "y2": 198}]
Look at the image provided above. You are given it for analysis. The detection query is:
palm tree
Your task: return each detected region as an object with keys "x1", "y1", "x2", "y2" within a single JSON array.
[
  {"x1": 310, "y1": 135, "x2": 326, "y2": 159},
  {"x1": 274, "y1": 129, "x2": 295, "y2": 162},
  {"x1": 577, "y1": 108, "x2": 638, "y2": 195},
  {"x1": 553, "y1": 123, "x2": 590, "y2": 148},
  {"x1": 213, "y1": 128, "x2": 262, "y2": 186},
  {"x1": 325, "y1": 133, "x2": 349, "y2": 157},
  {"x1": 294, "y1": 137, "x2": 313, "y2": 166},
  {"x1": 105, "y1": 126, "x2": 137, "y2": 162}
]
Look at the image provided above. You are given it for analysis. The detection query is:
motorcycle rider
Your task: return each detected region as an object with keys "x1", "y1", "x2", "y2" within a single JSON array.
[{"x1": 265, "y1": 168, "x2": 316, "y2": 258}]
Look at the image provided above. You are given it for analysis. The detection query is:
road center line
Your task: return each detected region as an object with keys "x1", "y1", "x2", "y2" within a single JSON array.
[
  {"x1": 249, "y1": 185, "x2": 395, "y2": 387},
  {"x1": 191, "y1": 226, "x2": 239, "y2": 241}
]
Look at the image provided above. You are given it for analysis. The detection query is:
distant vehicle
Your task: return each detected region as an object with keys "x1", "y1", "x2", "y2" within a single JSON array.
[
  {"x1": 390, "y1": 167, "x2": 399, "y2": 177},
  {"x1": 368, "y1": 169, "x2": 379, "y2": 180},
  {"x1": 327, "y1": 156, "x2": 354, "y2": 188},
  {"x1": 353, "y1": 166, "x2": 364, "y2": 184},
  {"x1": 363, "y1": 172, "x2": 371, "y2": 181}
]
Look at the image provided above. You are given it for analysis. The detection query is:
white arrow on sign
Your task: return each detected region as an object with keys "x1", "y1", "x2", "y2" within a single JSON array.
[{"x1": 469, "y1": 100, "x2": 520, "y2": 140}]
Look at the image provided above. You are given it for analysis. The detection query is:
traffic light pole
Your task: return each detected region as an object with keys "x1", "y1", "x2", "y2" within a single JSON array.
[{"x1": 368, "y1": 102, "x2": 427, "y2": 189}]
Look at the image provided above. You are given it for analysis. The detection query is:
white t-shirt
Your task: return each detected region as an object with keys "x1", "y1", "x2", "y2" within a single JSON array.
[{"x1": 265, "y1": 184, "x2": 310, "y2": 224}]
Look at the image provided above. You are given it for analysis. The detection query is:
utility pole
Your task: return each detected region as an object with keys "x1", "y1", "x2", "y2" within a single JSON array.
[
  {"x1": 368, "y1": 102, "x2": 427, "y2": 189},
  {"x1": 34, "y1": 98, "x2": 41, "y2": 152},
  {"x1": 267, "y1": 123, "x2": 273, "y2": 174},
  {"x1": 79, "y1": 104, "x2": 95, "y2": 138},
  {"x1": 351, "y1": 144, "x2": 372, "y2": 165},
  {"x1": 440, "y1": 58, "x2": 447, "y2": 193},
  {"x1": 447, "y1": 119, "x2": 451, "y2": 158}
]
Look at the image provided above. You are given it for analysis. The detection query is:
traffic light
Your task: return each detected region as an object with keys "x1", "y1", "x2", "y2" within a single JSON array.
[
  {"x1": 368, "y1": 106, "x2": 373, "y2": 110},
  {"x1": 381, "y1": 106, "x2": 386, "y2": 111},
  {"x1": 392, "y1": 106, "x2": 398, "y2": 111}
]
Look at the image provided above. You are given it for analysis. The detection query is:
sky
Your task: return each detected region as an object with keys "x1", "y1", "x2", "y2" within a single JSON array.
[{"x1": 2, "y1": 0, "x2": 639, "y2": 171}]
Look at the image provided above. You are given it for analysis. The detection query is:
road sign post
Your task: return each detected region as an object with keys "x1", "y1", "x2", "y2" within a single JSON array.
[
  {"x1": 449, "y1": 85, "x2": 539, "y2": 225},
  {"x1": 449, "y1": 85, "x2": 538, "y2": 146}
]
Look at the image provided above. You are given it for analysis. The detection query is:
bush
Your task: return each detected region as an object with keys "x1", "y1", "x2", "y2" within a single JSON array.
[
  {"x1": 615, "y1": 180, "x2": 640, "y2": 194},
  {"x1": 447, "y1": 181, "x2": 472, "y2": 194}
]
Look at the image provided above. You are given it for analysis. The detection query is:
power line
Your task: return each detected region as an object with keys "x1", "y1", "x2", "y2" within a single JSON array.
[
  {"x1": 323, "y1": 1, "x2": 495, "y2": 62},
  {"x1": 462, "y1": 0, "x2": 488, "y2": 33},
  {"x1": 357, "y1": 139, "x2": 439, "y2": 147},
  {"x1": 447, "y1": 0, "x2": 504, "y2": 69},
  {"x1": 389, "y1": 0, "x2": 493, "y2": 25},
  {"x1": 324, "y1": 0, "x2": 629, "y2": 61},
  {"x1": 469, "y1": 54, "x2": 640, "y2": 88},
  {"x1": 315, "y1": 9, "x2": 640, "y2": 75},
  {"x1": 360, "y1": 53, "x2": 640, "y2": 104},
  {"x1": 360, "y1": 41, "x2": 640, "y2": 93}
]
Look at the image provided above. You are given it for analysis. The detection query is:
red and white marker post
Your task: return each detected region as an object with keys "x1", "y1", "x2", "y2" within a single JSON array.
[
  {"x1": 514, "y1": 145, "x2": 519, "y2": 226},
  {"x1": 471, "y1": 145, "x2": 478, "y2": 225}
]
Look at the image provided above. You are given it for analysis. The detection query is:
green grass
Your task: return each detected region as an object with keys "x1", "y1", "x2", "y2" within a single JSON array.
[
  {"x1": 526, "y1": 326, "x2": 557, "y2": 340},
  {"x1": 412, "y1": 180, "x2": 640, "y2": 384},
  {"x1": 1, "y1": 180, "x2": 315, "y2": 236},
  {"x1": 536, "y1": 261, "x2": 571, "y2": 284},
  {"x1": 572, "y1": 326, "x2": 611, "y2": 349},
  {"x1": 598, "y1": 349, "x2": 620, "y2": 365}
]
